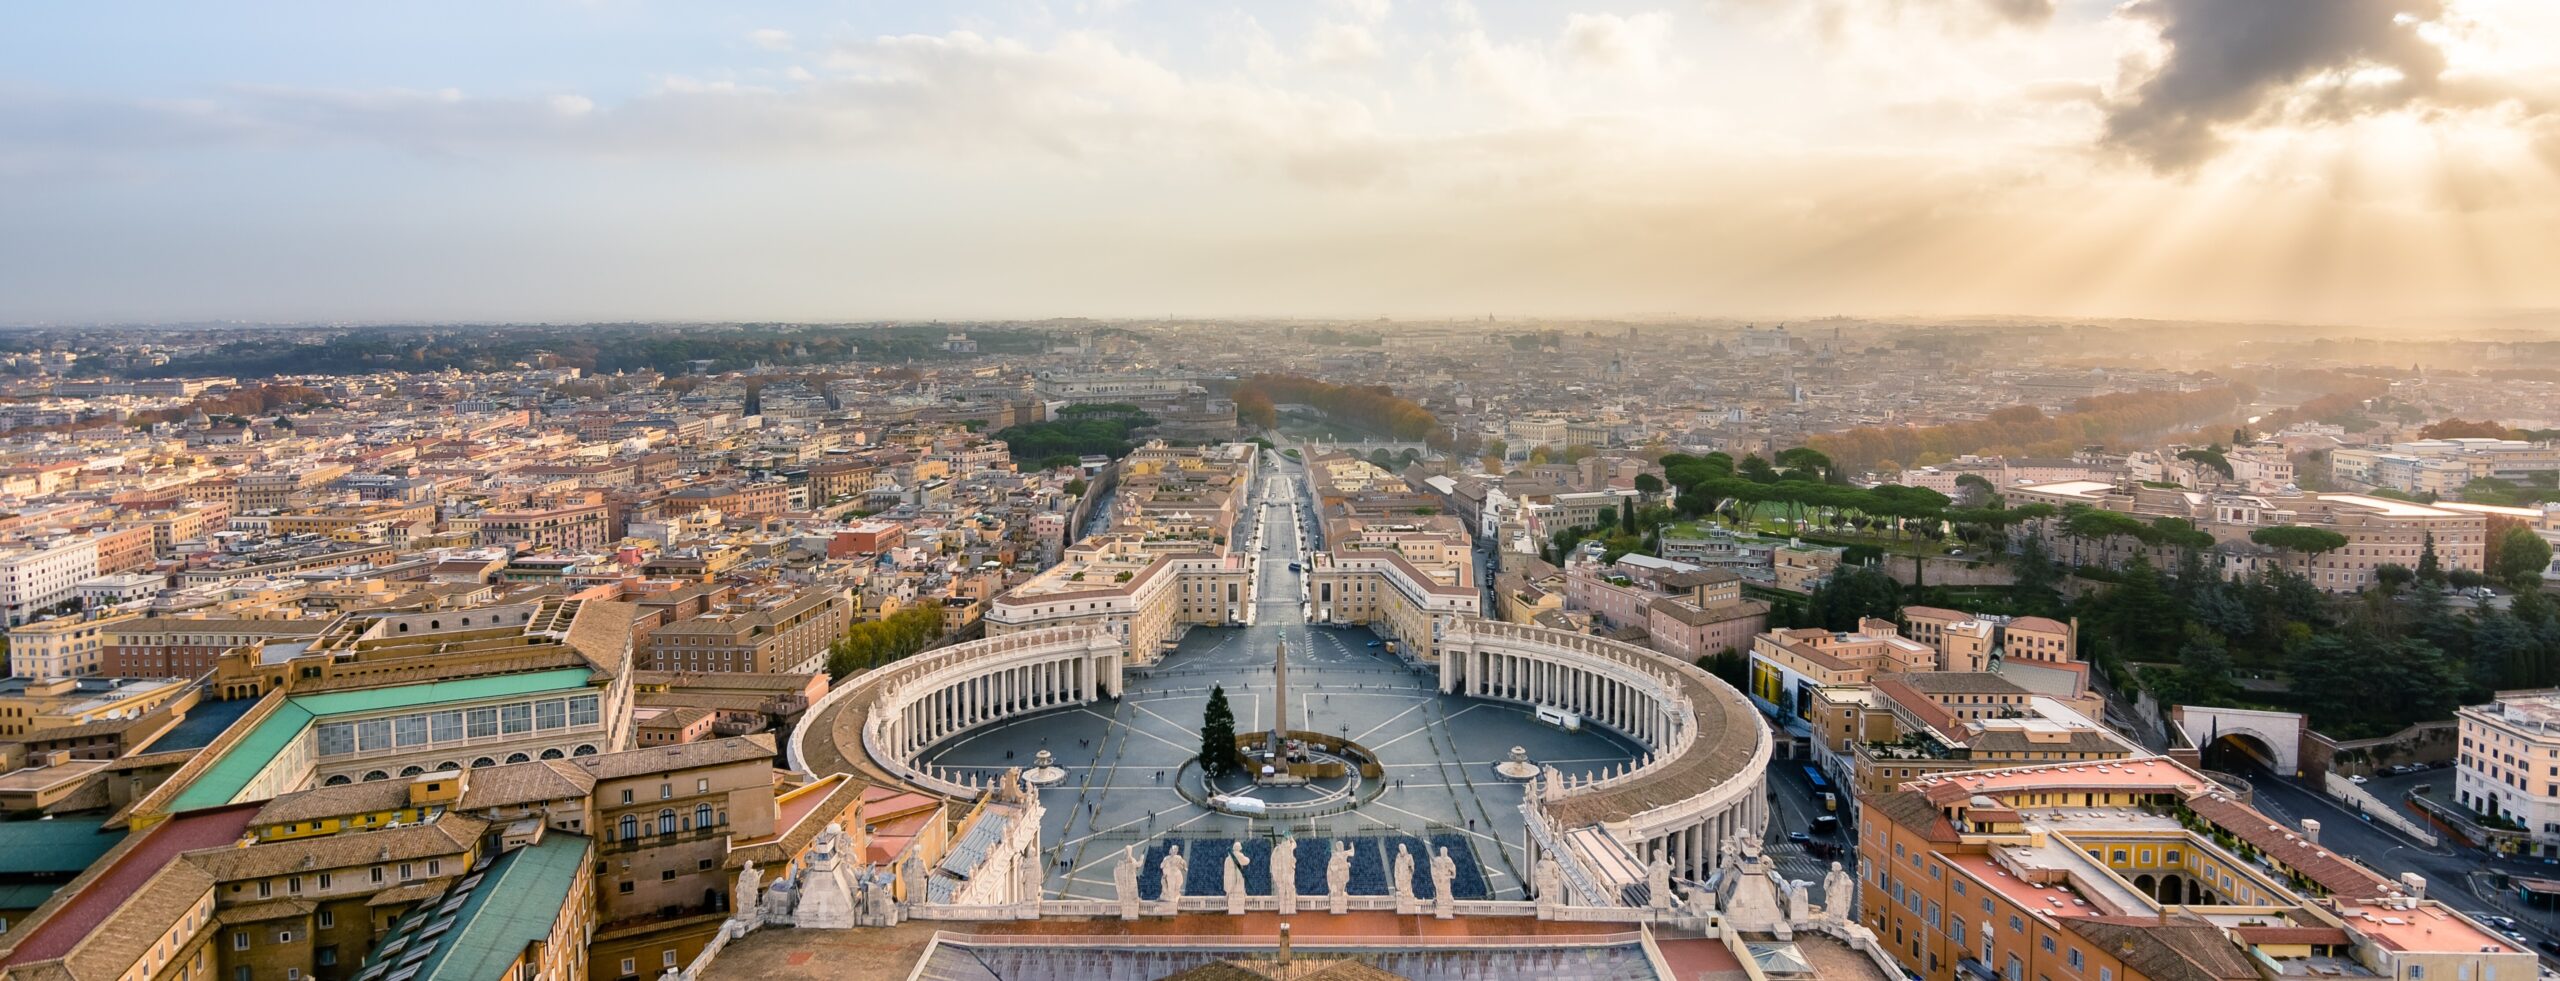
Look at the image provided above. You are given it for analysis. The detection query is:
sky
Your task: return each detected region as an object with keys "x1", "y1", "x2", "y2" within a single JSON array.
[{"x1": 2, "y1": 0, "x2": 2557, "y2": 327}]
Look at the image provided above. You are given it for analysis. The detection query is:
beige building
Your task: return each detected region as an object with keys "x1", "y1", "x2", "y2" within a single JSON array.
[
  {"x1": 642, "y1": 587, "x2": 851, "y2": 675},
  {"x1": 2010, "y1": 479, "x2": 2488, "y2": 592}
]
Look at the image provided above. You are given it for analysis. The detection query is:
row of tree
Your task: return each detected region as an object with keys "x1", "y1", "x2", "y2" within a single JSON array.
[
  {"x1": 1227, "y1": 374, "x2": 1447, "y2": 449},
  {"x1": 823, "y1": 604, "x2": 948, "y2": 679}
]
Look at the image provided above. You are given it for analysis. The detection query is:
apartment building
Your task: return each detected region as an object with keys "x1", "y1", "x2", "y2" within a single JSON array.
[
  {"x1": 475, "y1": 500, "x2": 611, "y2": 553},
  {"x1": 2456, "y1": 688, "x2": 2560, "y2": 856},
  {"x1": 0, "y1": 538, "x2": 99, "y2": 625},
  {"x1": 5, "y1": 612, "x2": 135, "y2": 678},
  {"x1": 985, "y1": 536, "x2": 1251, "y2": 664},
  {"x1": 1860, "y1": 758, "x2": 2530, "y2": 981},
  {"x1": 641, "y1": 587, "x2": 851, "y2": 675},
  {"x1": 103, "y1": 616, "x2": 336, "y2": 677}
]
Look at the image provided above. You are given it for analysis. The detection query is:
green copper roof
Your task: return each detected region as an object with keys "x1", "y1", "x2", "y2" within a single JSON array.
[
  {"x1": 168, "y1": 668, "x2": 594, "y2": 813},
  {"x1": 357, "y1": 833, "x2": 591, "y2": 981},
  {"x1": 0, "y1": 818, "x2": 128, "y2": 876}
]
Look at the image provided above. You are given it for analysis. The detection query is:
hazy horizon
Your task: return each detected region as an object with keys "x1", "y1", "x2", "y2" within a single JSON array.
[{"x1": 4, "y1": 0, "x2": 2557, "y2": 326}]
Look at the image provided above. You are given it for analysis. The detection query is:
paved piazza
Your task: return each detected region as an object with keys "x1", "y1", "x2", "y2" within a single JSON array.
[{"x1": 914, "y1": 620, "x2": 1644, "y2": 900}]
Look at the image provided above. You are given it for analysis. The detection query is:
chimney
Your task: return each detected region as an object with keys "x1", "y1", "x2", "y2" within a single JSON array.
[{"x1": 2300, "y1": 819, "x2": 2320, "y2": 845}]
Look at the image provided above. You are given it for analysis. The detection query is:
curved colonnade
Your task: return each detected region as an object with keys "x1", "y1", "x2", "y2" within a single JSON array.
[
  {"x1": 1439, "y1": 620, "x2": 1771, "y2": 891},
  {"x1": 794, "y1": 618, "x2": 1769, "y2": 905},
  {"x1": 793, "y1": 626, "x2": 1124, "y2": 798}
]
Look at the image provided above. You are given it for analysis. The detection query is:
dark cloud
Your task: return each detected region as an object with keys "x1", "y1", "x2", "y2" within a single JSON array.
[{"x1": 2101, "y1": 0, "x2": 2449, "y2": 172}]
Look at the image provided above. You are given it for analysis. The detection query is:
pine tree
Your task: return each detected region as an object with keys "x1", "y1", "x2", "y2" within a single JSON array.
[
  {"x1": 2417, "y1": 531, "x2": 2443, "y2": 584},
  {"x1": 1200, "y1": 685, "x2": 1241, "y2": 778}
]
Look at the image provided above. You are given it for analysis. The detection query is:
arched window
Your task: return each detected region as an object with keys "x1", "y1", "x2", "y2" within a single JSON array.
[
  {"x1": 505, "y1": 752, "x2": 531, "y2": 764},
  {"x1": 572, "y1": 744, "x2": 598, "y2": 757},
  {"x1": 397, "y1": 623, "x2": 409, "y2": 633},
  {"x1": 324, "y1": 775, "x2": 353, "y2": 787},
  {"x1": 539, "y1": 748, "x2": 565, "y2": 761},
  {"x1": 362, "y1": 770, "x2": 389, "y2": 782},
  {"x1": 471, "y1": 757, "x2": 497, "y2": 769},
  {"x1": 398, "y1": 765, "x2": 425, "y2": 777},
  {"x1": 658, "y1": 809, "x2": 678, "y2": 835},
  {"x1": 619, "y1": 815, "x2": 638, "y2": 841},
  {"x1": 694, "y1": 804, "x2": 714, "y2": 829},
  {"x1": 428, "y1": 620, "x2": 440, "y2": 629}
]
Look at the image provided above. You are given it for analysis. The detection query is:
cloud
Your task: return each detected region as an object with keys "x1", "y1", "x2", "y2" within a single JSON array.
[
  {"x1": 2100, "y1": 0, "x2": 2453, "y2": 172},
  {"x1": 1305, "y1": 22, "x2": 1383, "y2": 67},
  {"x1": 747, "y1": 28, "x2": 794, "y2": 52},
  {"x1": 1560, "y1": 12, "x2": 1672, "y2": 76},
  {"x1": 1721, "y1": 0, "x2": 2053, "y2": 44}
]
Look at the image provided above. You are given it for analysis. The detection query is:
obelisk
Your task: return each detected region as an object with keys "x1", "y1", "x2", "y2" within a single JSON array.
[{"x1": 1269, "y1": 638, "x2": 1290, "y2": 763}]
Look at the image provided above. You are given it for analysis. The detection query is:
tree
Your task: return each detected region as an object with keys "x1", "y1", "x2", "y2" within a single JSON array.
[
  {"x1": 1619, "y1": 499, "x2": 1637, "y2": 534},
  {"x1": 2491, "y1": 525, "x2": 2553, "y2": 587},
  {"x1": 1810, "y1": 564, "x2": 1902, "y2": 630},
  {"x1": 1633, "y1": 473, "x2": 1664, "y2": 497},
  {"x1": 2374, "y1": 563, "x2": 2414, "y2": 592},
  {"x1": 1953, "y1": 473, "x2": 1997, "y2": 506},
  {"x1": 1199, "y1": 685, "x2": 1243, "y2": 779},
  {"x1": 2177, "y1": 447, "x2": 2232, "y2": 479},
  {"x1": 2418, "y1": 531, "x2": 2443, "y2": 583},
  {"x1": 2174, "y1": 628, "x2": 2237, "y2": 705},
  {"x1": 2420, "y1": 418, "x2": 2514, "y2": 440},
  {"x1": 1484, "y1": 437, "x2": 1508, "y2": 461},
  {"x1": 1063, "y1": 478, "x2": 1089, "y2": 497},
  {"x1": 2248, "y1": 526, "x2": 2348, "y2": 577}
]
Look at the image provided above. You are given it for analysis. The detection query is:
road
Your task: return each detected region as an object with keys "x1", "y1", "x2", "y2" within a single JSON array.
[{"x1": 2237, "y1": 763, "x2": 2560, "y2": 961}]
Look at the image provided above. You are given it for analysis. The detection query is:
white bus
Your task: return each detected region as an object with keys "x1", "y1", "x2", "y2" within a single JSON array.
[{"x1": 1535, "y1": 706, "x2": 1582, "y2": 733}]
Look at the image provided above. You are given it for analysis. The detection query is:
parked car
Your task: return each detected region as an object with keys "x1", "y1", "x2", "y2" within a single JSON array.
[
  {"x1": 1786, "y1": 831, "x2": 1811, "y2": 844},
  {"x1": 2349, "y1": 774, "x2": 2369, "y2": 785}
]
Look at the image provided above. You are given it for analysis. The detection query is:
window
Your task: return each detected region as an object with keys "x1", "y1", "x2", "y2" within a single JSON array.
[
  {"x1": 2068, "y1": 948, "x2": 2084, "y2": 969},
  {"x1": 619, "y1": 881, "x2": 634, "y2": 894},
  {"x1": 430, "y1": 710, "x2": 464, "y2": 742},
  {"x1": 620, "y1": 815, "x2": 639, "y2": 840},
  {"x1": 535, "y1": 700, "x2": 567, "y2": 730},
  {"x1": 399, "y1": 863, "x2": 414, "y2": 881},
  {"x1": 232, "y1": 931, "x2": 249, "y2": 951},
  {"x1": 356, "y1": 718, "x2": 392, "y2": 751},
  {"x1": 318, "y1": 873, "x2": 332, "y2": 890},
  {"x1": 621, "y1": 958, "x2": 637, "y2": 977},
  {"x1": 371, "y1": 866, "x2": 384, "y2": 884},
  {"x1": 659, "y1": 809, "x2": 677, "y2": 834},
  {"x1": 694, "y1": 804, "x2": 714, "y2": 829},
  {"x1": 621, "y1": 788, "x2": 634, "y2": 804},
  {"x1": 257, "y1": 880, "x2": 272, "y2": 898},
  {"x1": 318, "y1": 910, "x2": 334, "y2": 928},
  {"x1": 316, "y1": 723, "x2": 356, "y2": 756},
  {"x1": 2040, "y1": 936, "x2": 2055, "y2": 953},
  {"x1": 500, "y1": 703, "x2": 533, "y2": 734},
  {"x1": 317, "y1": 946, "x2": 337, "y2": 966},
  {"x1": 467, "y1": 707, "x2": 499, "y2": 738},
  {"x1": 276, "y1": 930, "x2": 294, "y2": 944},
  {"x1": 664, "y1": 950, "x2": 679, "y2": 967},
  {"x1": 394, "y1": 714, "x2": 429, "y2": 747},
  {"x1": 662, "y1": 869, "x2": 677, "y2": 881},
  {"x1": 427, "y1": 860, "x2": 441, "y2": 876},
  {"x1": 660, "y1": 783, "x2": 673, "y2": 800}
]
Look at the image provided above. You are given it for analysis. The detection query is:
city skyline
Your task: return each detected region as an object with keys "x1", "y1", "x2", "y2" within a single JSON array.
[{"x1": 5, "y1": 0, "x2": 2558, "y2": 327}]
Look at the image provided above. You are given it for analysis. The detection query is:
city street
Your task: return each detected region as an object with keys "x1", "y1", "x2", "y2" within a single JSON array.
[{"x1": 2237, "y1": 762, "x2": 2560, "y2": 962}]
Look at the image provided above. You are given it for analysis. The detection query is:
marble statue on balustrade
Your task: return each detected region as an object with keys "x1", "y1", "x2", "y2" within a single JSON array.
[
  {"x1": 1223, "y1": 841, "x2": 1250, "y2": 915},
  {"x1": 1391, "y1": 844, "x2": 1419, "y2": 914},
  {"x1": 1534, "y1": 854, "x2": 1563, "y2": 914},
  {"x1": 1272, "y1": 837, "x2": 1298, "y2": 915},
  {"x1": 1114, "y1": 847, "x2": 1141, "y2": 920},
  {"x1": 1430, "y1": 846, "x2": 1457, "y2": 919},
  {"x1": 733, "y1": 861, "x2": 762, "y2": 921},
  {"x1": 1326, "y1": 841, "x2": 1352, "y2": 914},
  {"x1": 1784, "y1": 877, "x2": 1811, "y2": 922},
  {"x1": 1158, "y1": 845, "x2": 1188, "y2": 914},
  {"x1": 1822, "y1": 862, "x2": 1854, "y2": 926},
  {"x1": 1646, "y1": 849, "x2": 1673, "y2": 910}
]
